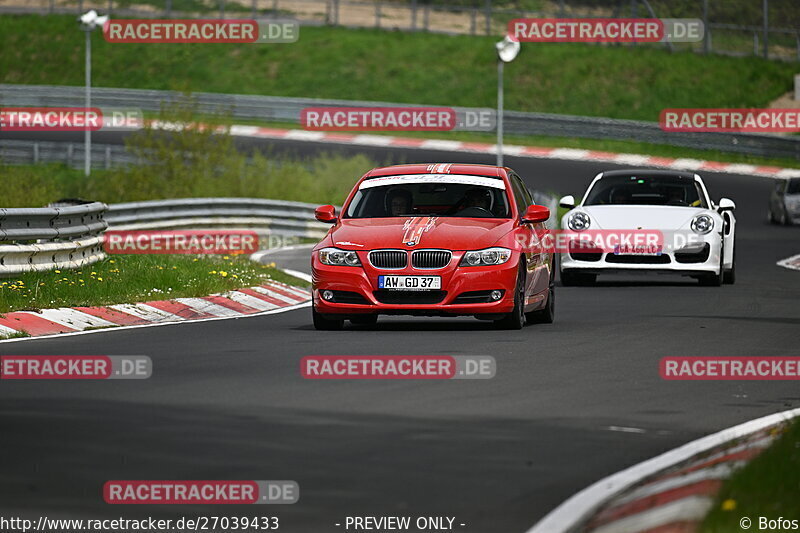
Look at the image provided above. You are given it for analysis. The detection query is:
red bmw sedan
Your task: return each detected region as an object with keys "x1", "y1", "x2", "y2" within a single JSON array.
[{"x1": 311, "y1": 163, "x2": 554, "y2": 330}]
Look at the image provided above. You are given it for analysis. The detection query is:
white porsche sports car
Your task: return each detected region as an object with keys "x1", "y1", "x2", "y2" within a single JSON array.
[{"x1": 559, "y1": 170, "x2": 736, "y2": 286}]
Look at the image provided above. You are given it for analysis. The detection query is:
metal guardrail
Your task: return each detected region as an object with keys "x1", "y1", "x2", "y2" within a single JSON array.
[
  {"x1": 0, "y1": 197, "x2": 330, "y2": 277},
  {"x1": 0, "y1": 139, "x2": 138, "y2": 169},
  {"x1": 106, "y1": 198, "x2": 331, "y2": 240},
  {"x1": 2, "y1": 84, "x2": 798, "y2": 160},
  {"x1": 0, "y1": 202, "x2": 108, "y2": 276}
]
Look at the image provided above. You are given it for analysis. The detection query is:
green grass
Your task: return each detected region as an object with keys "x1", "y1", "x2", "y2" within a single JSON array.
[
  {"x1": 0, "y1": 15, "x2": 796, "y2": 122},
  {"x1": 0, "y1": 254, "x2": 309, "y2": 314},
  {"x1": 0, "y1": 153, "x2": 373, "y2": 208},
  {"x1": 700, "y1": 421, "x2": 800, "y2": 532}
]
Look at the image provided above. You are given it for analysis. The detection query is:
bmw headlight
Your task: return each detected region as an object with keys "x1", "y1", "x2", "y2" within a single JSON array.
[
  {"x1": 319, "y1": 247, "x2": 361, "y2": 266},
  {"x1": 460, "y1": 247, "x2": 512, "y2": 266},
  {"x1": 567, "y1": 212, "x2": 591, "y2": 231},
  {"x1": 690, "y1": 214, "x2": 714, "y2": 234}
]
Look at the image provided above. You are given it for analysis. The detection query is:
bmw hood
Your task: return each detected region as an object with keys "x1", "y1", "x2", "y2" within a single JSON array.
[
  {"x1": 327, "y1": 217, "x2": 515, "y2": 251},
  {"x1": 568, "y1": 205, "x2": 719, "y2": 231}
]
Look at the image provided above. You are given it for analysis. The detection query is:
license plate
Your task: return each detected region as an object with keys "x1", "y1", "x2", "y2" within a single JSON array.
[
  {"x1": 378, "y1": 275, "x2": 441, "y2": 291},
  {"x1": 613, "y1": 244, "x2": 662, "y2": 256}
]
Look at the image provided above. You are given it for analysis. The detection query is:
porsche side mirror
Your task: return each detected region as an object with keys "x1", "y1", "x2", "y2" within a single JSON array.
[
  {"x1": 718, "y1": 198, "x2": 736, "y2": 212},
  {"x1": 559, "y1": 195, "x2": 576, "y2": 209},
  {"x1": 315, "y1": 205, "x2": 337, "y2": 223},
  {"x1": 521, "y1": 204, "x2": 550, "y2": 224}
]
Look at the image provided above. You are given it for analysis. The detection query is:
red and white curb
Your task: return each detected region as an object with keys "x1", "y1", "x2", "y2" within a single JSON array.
[
  {"x1": 120, "y1": 120, "x2": 800, "y2": 180},
  {"x1": 526, "y1": 407, "x2": 800, "y2": 533},
  {"x1": 777, "y1": 253, "x2": 800, "y2": 271},
  {"x1": 0, "y1": 280, "x2": 310, "y2": 342}
]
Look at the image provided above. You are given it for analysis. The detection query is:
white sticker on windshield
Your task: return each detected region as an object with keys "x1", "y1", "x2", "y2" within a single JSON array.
[{"x1": 359, "y1": 174, "x2": 506, "y2": 190}]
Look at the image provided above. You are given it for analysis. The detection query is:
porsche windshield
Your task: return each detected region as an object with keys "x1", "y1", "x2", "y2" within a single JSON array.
[
  {"x1": 584, "y1": 175, "x2": 708, "y2": 208},
  {"x1": 345, "y1": 175, "x2": 511, "y2": 219}
]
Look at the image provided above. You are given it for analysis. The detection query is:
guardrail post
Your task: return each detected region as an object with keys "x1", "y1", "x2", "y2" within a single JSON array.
[
  {"x1": 423, "y1": 5, "x2": 429, "y2": 32},
  {"x1": 273, "y1": 0, "x2": 278, "y2": 14},
  {"x1": 220, "y1": 0, "x2": 225, "y2": 19},
  {"x1": 375, "y1": 2, "x2": 381, "y2": 29},
  {"x1": 411, "y1": 0, "x2": 417, "y2": 31},
  {"x1": 67, "y1": 143, "x2": 74, "y2": 166},
  {"x1": 105, "y1": 146, "x2": 111, "y2": 169},
  {"x1": 762, "y1": 0, "x2": 769, "y2": 59},
  {"x1": 166, "y1": 0, "x2": 171, "y2": 17},
  {"x1": 470, "y1": 3, "x2": 477, "y2": 35},
  {"x1": 702, "y1": 0, "x2": 710, "y2": 54},
  {"x1": 49, "y1": 0, "x2": 54, "y2": 14},
  {"x1": 484, "y1": 0, "x2": 491, "y2": 35},
  {"x1": 33, "y1": 142, "x2": 39, "y2": 164}
]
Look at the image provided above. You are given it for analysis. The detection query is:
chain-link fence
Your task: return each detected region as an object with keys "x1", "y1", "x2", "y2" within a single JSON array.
[{"x1": 1, "y1": 0, "x2": 798, "y2": 60}]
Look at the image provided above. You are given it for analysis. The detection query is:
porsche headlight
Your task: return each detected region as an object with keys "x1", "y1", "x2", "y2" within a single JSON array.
[
  {"x1": 460, "y1": 247, "x2": 512, "y2": 266},
  {"x1": 319, "y1": 247, "x2": 361, "y2": 266},
  {"x1": 567, "y1": 212, "x2": 591, "y2": 231},
  {"x1": 690, "y1": 214, "x2": 714, "y2": 234}
]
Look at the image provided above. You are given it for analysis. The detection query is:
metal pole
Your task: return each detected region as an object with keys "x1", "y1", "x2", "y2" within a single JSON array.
[
  {"x1": 485, "y1": 0, "x2": 491, "y2": 36},
  {"x1": 496, "y1": 59, "x2": 503, "y2": 167},
  {"x1": 702, "y1": 0, "x2": 709, "y2": 54},
  {"x1": 84, "y1": 29, "x2": 91, "y2": 177},
  {"x1": 411, "y1": 0, "x2": 417, "y2": 31},
  {"x1": 762, "y1": 0, "x2": 769, "y2": 59}
]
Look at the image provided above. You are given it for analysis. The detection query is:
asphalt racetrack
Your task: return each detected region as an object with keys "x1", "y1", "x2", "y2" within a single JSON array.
[{"x1": 1, "y1": 129, "x2": 799, "y2": 532}]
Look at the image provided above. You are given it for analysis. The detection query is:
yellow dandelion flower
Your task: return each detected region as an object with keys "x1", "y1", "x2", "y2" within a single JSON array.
[{"x1": 721, "y1": 499, "x2": 736, "y2": 511}]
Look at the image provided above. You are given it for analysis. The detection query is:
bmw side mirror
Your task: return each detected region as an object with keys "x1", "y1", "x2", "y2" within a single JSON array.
[
  {"x1": 521, "y1": 204, "x2": 550, "y2": 224},
  {"x1": 559, "y1": 195, "x2": 576, "y2": 209},
  {"x1": 718, "y1": 198, "x2": 736, "y2": 212},
  {"x1": 315, "y1": 205, "x2": 337, "y2": 223}
]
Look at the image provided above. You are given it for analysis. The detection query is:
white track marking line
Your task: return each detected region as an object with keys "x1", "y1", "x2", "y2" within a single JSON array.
[
  {"x1": 277, "y1": 269, "x2": 313, "y2": 283},
  {"x1": 526, "y1": 407, "x2": 800, "y2": 533},
  {"x1": 606, "y1": 426, "x2": 647, "y2": 434},
  {"x1": 777, "y1": 253, "x2": 800, "y2": 271},
  {"x1": 172, "y1": 298, "x2": 243, "y2": 317},
  {"x1": 33, "y1": 309, "x2": 117, "y2": 330},
  {"x1": 250, "y1": 243, "x2": 315, "y2": 264},
  {"x1": 109, "y1": 303, "x2": 185, "y2": 322},
  {"x1": 588, "y1": 496, "x2": 713, "y2": 533}
]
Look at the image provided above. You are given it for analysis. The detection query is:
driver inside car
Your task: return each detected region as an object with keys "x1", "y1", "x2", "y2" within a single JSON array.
[{"x1": 385, "y1": 188, "x2": 414, "y2": 216}]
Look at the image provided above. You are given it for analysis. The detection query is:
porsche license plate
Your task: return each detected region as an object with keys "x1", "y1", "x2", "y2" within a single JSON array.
[
  {"x1": 613, "y1": 244, "x2": 662, "y2": 256},
  {"x1": 378, "y1": 275, "x2": 441, "y2": 291}
]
